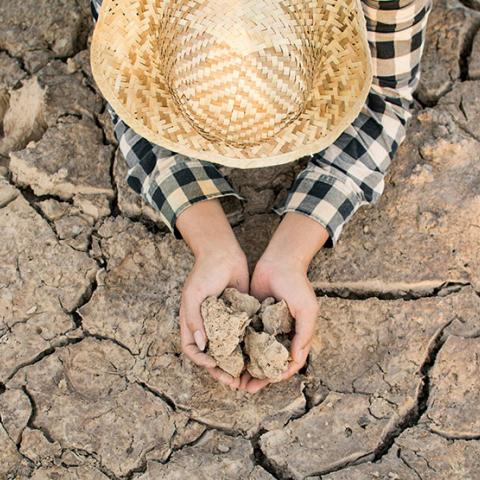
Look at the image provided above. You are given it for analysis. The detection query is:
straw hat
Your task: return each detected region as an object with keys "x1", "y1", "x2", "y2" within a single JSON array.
[{"x1": 90, "y1": 0, "x2": 373, "y2": 169}]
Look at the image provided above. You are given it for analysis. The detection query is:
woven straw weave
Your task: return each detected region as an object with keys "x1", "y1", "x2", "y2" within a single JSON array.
[{"x1": 91, "y1": 0, "x2": 372, "y2": 168}]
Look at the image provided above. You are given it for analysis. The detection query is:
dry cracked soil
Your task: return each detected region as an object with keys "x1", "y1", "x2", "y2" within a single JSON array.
[{"x1": 1, "y1": 0, "x2": 480, "y2": 478}]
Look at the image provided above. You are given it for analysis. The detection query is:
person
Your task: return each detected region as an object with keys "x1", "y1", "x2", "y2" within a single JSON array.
[{"x1": 89, "y1": 0, "x2": 433, "y2": 394}]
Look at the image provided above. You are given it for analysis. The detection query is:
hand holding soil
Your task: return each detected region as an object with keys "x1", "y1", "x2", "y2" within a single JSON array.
[
  {"x1": 176, "y1": 202, "x2": 323, "y2": 394},
  {"x1": 200, "y1": 288, "x2": 295, "y2": 384}
]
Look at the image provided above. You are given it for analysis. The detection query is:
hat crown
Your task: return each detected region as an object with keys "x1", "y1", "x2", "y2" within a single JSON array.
[
  {"x1": 184, "y1": 0, "x2": 305, "y2": 57},
  {"x1": 159, "y1": 0, "x2": 320, "y2": 146}
]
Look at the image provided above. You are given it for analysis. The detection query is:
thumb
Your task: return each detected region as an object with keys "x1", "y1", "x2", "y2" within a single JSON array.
[
  {"x1": 291, "y1": 301, "x2": 317, "y2": 360},
  {"x1": 184, "y1": 292, "x2": 208, "y2": 351},
  {"x1": 249, "y1": 273, "x2": 272, "y2": 301},
  {"x1": 229, "y1": 273, "x2": 250, "y2": 295},
  {"x1": 280, "y1": 300, "x2": 317, "y2": 380}
]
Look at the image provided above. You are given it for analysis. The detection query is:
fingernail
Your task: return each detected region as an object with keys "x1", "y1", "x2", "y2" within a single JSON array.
[{"x1": 194, "y1": 330, "x2": 206, "y2": 351}]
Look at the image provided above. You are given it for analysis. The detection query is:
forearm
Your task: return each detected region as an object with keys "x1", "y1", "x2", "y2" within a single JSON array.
[
  {"x1": 176, "y1": 198, "x2": 249, "y2": 389},
  {"x1": 176, "y1": 198, "x2": 245, "y2": 261},
  {"x1": 260, "y1": 212, "x2": 330, "y2": 272}
]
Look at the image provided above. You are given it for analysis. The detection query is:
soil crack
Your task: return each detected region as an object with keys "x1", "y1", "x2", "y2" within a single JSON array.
[
  {"x1": 312, "y1": 280, "x2": 470, "y2": 301},
  {"x1": 370, "y1": 321, "x2": 455, "y2": 462}
]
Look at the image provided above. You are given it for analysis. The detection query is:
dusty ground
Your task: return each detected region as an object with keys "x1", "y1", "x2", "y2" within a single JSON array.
[{"x1": 1, "y1": 0, "x2": 480, "y2": 478}]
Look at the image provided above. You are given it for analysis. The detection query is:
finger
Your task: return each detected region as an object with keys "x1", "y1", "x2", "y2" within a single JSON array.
[
  {"x1": 230, "y1": 375, "x2": 241, "y2": 390},
  {"x1": 182, "y1": 341, "x2": 217, "y2": 368},
  {"x1": 290, "y1": 300, "x2": 318, "y2": 364},
  {"x1": 239, "y1": 371, "x2": 252, "y2": 391},
  {"x1": 274, "y1": 299, "x2": 316, "y2": 380},
  {"x1": 183, "y1": 288, "x2": 208, "y2": 351},
  {"x1": 180, "y1": 304, "x2": 217, "y2": 368},
  {"x1": 228, "y1": 273, "x2": 250, "y2": 295},
  {"x1": 245, "y1": 377, "x2": 272, "y2": 394},
  {"x1": 279, "y1": 343, "x2": 311, "y2": 381},
  {"x1": 206, "y1": 366, "x2": 238, "y2": 388},
  {"x1": 250, "y1": 280, "x2": 272, "y2": 302}
]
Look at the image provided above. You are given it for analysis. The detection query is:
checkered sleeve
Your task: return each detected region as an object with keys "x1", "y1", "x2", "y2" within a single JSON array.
[
  {"x1": 274, "y1": 0, "x2": 433, "y2": 248},
  {"x1": 90, "y1": 0, "x2": 244, "y2": 238}
]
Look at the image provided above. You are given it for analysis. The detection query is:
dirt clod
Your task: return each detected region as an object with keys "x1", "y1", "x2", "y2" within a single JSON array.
[
  {"x1": 261, "y1": 298, "x2": 293, "y2": 335},
  {"x1": 201, "y1": 288, "x2": 293, "y2": 380},
  {"x1": 200, "y1": 295, "x2": 252, "y2": 377},
  {"x1": 222, "y1": 287, "x2": 261, "y2": 316},
  {"x1": 244, "y1": 327, "x2": 290, "y2": 381}
]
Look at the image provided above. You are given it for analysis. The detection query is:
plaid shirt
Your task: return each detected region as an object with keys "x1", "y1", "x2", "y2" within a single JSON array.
[{"x1": 90, "y1": 0, "x2": 433, "y2": 248}]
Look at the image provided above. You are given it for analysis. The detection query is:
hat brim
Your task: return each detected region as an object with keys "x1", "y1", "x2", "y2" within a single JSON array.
[{"x1": 90, "y1": 0, "x2": 373, "y2": 169}]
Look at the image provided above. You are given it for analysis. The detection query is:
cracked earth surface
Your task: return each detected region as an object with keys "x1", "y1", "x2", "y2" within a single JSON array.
[{"x1": 0, "y1": 0, "x2": 479, "y2": 478}]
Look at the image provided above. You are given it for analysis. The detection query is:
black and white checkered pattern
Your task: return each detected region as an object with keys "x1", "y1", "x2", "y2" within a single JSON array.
[
  {"x1": 273, "y1": 0, "x2": 433, "y2": 247},
  {"x1": 90, "y1": 0, "x2": 433, "y2": 246}
]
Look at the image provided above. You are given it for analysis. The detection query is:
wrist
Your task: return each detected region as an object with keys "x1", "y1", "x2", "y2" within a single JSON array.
[
  {"x1": 176, "y1": 198, "x2": 245, "y2": 263},
  {"x1": 195, "y1": 239, "x2": 246, "y2": 265},
  {"x1": 259, "y1": 246, "x2": 309, "y2": 274},
  {"x1": 260, "y1": 212, "x2": 329, "y2": 272}
]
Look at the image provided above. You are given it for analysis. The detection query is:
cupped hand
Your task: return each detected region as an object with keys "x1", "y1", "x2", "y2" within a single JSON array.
[
  {"x1": 238, "y1": 257, "x2": 319, "y2": 393},
  {"x1": 179, "y1": 248, "x2": 249, "y2": 390},
  {"x1": 175, "y1": 198, "x2": 250, "y2": 390},
  {"x1": 239, "y1": 212, "x2": 328, "y2": 394}
]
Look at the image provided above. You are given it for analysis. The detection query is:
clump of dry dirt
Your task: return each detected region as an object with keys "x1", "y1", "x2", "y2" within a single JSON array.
[{"x1": 200, "y1": 288, "x2": 293, "y2": 380}]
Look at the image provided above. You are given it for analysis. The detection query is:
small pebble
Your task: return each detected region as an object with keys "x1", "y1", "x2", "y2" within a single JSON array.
[
  {"x1": 26, "y1": 305, "x2": 37, "y2": 314},
  {"x1": 217, "y1": 444, "x2": 230, "y2": 453}
]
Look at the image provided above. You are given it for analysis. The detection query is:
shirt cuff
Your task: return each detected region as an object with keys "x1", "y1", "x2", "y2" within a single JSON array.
[
  {"x1": 125, "y1": 156, "x2": 245, "y2": 239},
  {"x1": 272, "y1": 167, "x2": 366, "y2": 249}
]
